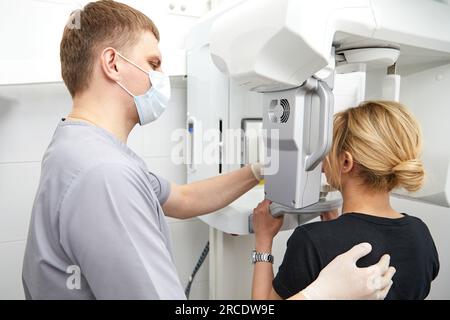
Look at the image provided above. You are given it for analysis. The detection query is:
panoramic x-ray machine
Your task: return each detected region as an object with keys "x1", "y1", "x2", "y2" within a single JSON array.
[{"x1": 186, "y1": 0, "x2": 450, "y2": 298}]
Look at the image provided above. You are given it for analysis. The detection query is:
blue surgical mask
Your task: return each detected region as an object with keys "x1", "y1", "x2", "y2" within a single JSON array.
[{"x1": 116, "y1": 52, "x2": 171, "y2": 125}]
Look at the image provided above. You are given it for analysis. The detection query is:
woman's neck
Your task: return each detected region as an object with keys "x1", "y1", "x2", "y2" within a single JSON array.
[{"x1": 341, "y1": 183, "x2": 404, "y2": 219}]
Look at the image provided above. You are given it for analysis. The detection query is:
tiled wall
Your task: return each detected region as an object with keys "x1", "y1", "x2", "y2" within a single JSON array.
[{"x1": 0, "y1": 81, "x2": 209, "y2": 299}]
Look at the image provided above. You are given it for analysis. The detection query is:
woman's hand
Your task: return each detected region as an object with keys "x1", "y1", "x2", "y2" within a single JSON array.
[
  {"x1": 251, "y1": 199, "x2": 284, "y2": 300},
  {"x1": 252, "y1": 199, "x2": 284, "y2": 249}
]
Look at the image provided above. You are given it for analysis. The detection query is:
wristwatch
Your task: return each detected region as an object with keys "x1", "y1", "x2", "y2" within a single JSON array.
[{"x1": 252, "y1": 250, "x2": 274, "y2": 264}]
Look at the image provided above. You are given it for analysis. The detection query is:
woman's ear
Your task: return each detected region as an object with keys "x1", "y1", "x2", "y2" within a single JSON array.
[
  {"x1": 341, "y1": 151, "x2": 354, "y2": 174},
  {"x1": 100, "y1": 47, "x2": 120, "y2": 82}
]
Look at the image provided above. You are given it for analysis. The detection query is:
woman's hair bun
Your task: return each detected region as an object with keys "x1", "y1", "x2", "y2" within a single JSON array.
[{"x1": 392, "y1": 159, "x2": 425, "y2": 192}]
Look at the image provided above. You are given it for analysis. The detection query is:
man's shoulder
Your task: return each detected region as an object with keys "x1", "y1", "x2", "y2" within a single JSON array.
[
  {"x1": 51, "y1": 126, "x2": 126, "y2": 160},
  {"x1": 41, "y1": 124, "x2": 148, "y2": 207},
  {"x1": 43, "y1": 123, "x2": 135, "y2": 176}
]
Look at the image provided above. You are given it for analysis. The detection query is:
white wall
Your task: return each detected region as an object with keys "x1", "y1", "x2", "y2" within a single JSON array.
[
  {"x1": 0, "y1": 83, "x2": 70, "y2": 299},
  {"x1": 0, "y1": 0, "x2": 210, "y2": 84}
]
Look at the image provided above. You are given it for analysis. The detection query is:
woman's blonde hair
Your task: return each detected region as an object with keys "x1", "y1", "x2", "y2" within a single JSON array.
[{"x1": 326, "y1": 101, "x2": 425, "y2": 192}]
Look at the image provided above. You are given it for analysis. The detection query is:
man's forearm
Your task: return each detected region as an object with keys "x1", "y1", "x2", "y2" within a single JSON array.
[{"x1": 165, "y1": 166, "x2": 259, "y2": 219}]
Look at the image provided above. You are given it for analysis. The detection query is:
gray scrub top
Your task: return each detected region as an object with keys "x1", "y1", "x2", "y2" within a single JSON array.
[{"x1": 22, "y1": 119, "x2": 186, "y2": 300}]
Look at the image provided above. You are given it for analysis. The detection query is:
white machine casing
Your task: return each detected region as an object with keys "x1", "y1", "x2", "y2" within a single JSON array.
[
  {"x1": 209, "y1": 0, "x2": 450, "y2": 91},
  {"x1": 186, "y1": 0, "x2": 450, "y2": 234},
  {"x1": 263, "y1": 79, "x2": 333, "y2": 209},
  {"x1": 208, "y1": 0, "x2": 450, "y2": 209},
  {"x1": 186, "y1": 0, "x2": 450, "y2": 300}
]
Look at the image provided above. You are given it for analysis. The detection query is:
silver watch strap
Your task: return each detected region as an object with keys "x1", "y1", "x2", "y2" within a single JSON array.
[{"x1": 252, "y1": 250, "x2": 274, "y2": 264}]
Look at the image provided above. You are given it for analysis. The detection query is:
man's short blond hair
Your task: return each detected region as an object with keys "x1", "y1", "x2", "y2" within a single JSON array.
[{"x1": 60, "y1": 0, "x2": 159, "y2": 97}]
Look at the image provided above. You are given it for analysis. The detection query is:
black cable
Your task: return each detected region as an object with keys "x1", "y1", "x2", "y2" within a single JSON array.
[{"x1": 185, "y1": 241, "x2": 209, "y2": 299}]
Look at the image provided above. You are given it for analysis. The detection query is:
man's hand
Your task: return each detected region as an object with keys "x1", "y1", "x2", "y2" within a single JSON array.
[
  {"x1": 252, "y1": 200, "x2": 284, "y2": 248},
  {"x1": 250, "y1": 162, "x2": 263, "y2": 182},
  {"x1": 297, "y1": 243, "x2": 396, "y2": 300}
]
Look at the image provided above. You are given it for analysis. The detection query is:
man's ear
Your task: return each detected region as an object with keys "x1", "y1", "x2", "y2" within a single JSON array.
[
  {"x1": 100, "y1": 47, "x2": 120, "y2": 82},
  {"x1": 341, "y1": 151, "x2": 354, "y2": 174}
]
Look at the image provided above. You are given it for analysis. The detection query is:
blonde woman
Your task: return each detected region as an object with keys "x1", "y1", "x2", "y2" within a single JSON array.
[{"x1": 252, "y1": 101, "x2": 439, "y2": 300}]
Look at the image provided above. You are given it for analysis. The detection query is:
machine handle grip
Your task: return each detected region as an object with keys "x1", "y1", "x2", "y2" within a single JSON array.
[{"x1": 304, "y1": 79, "x2": 334, "y2": 171}]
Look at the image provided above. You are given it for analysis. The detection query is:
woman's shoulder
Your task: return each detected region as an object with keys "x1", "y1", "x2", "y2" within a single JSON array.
[
  {"x1": 296, "y1": 215, "x2": 354, "y2": 233},
  {"x1": 289, "y1": 217, "x2": 351, "y2": 245},
  {"x1": 401, "y1": 213, "x2": 428, "y2": 225}
]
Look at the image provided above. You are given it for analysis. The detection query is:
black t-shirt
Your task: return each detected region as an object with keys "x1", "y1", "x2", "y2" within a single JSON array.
[{"x1": 273, "y1": 213, "x2": 440, "y2": 300}]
